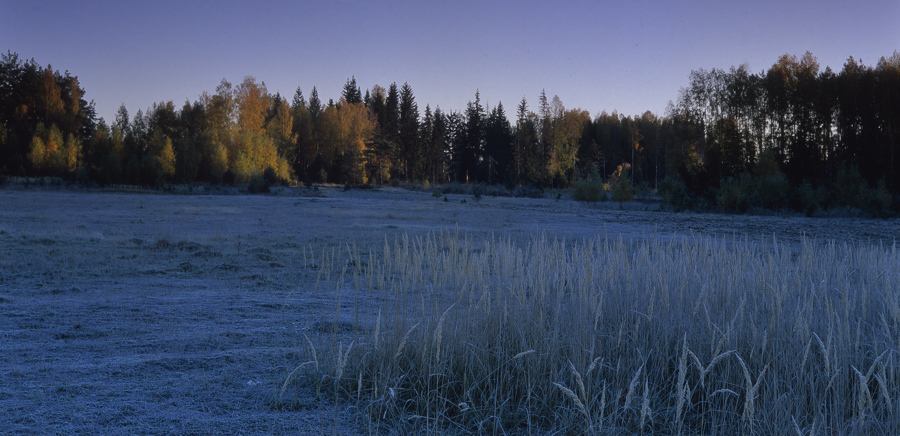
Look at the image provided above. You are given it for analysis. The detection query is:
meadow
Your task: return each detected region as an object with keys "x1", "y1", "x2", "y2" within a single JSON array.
[{"x1": 1, "y1": 185, "x2": 898, "y2": 434}]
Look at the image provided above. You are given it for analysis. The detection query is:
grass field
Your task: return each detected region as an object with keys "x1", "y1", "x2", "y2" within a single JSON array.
[{"x1": 1, "y1": 186, "x2": 898, "y2": 434}]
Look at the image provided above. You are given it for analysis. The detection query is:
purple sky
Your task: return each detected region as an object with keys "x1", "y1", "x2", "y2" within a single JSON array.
[{"x1": 3, "y1": 0, "x2": 898, "y2": 123}]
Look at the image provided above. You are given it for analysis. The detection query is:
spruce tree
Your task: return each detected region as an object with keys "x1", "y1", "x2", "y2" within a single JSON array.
[
  {"x1": 398, "y1": 82, "x2": 419, "y2": 180},
  {"x1": 308, "y1": 87, "x2": 321, "y2": 122},
  {"x1": 342, "y1": 76, "x2": 362, "y2": 104}
]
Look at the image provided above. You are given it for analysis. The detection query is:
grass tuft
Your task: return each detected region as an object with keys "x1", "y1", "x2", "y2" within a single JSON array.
[{"x1": 288, "y1": 231, "x2": 900, "y2": 433}]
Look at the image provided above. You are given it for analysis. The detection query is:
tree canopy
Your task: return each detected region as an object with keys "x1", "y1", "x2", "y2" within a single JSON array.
[{"x1": 1, "y1": 50, "x2": 898, "y2": 214}]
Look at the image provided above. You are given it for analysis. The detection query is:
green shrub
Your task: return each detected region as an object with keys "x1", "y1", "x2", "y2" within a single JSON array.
[
  {"x1": 610, "y1": 164, "x2": 634, "y2": 203},
  {"x1": 221, "y1": 169, "x2": 236, "y2": 186},
  {"x1": 441, "y1": 182, "x2": 468, "y2": 195},
  {"x1": 513, "y1": 185, "x2": 544, "y2": 198},
  {"x1": 833, "y1": 165, "x2": 864, "y2": 208},
  {"x1": 572, "y1": 177, "x2": 605, "y2": 202},
  {"x1": 755, "y1": 171, "x2": 789, "y2": 209},
  {"x1": 858, "y1": 178, "x2": 895, "y2": 216},
  {"x1": 263, "y1": 166, "x2": 280, "y2": 186},
  {"x1": 472, "y1": 184, "x2": 483, "y2": 202},
  {"x1": 658, "y1": 177, "x2": 691, "y2": 209},
  {"x1": 431, "y1": 189, "x2": 442, "y2": 198},
  {"x1": 875, "y1": 180, "x2": 894, "y2": 212},
  {"x1": 247, "y1": 174, "x2": 270, "y2": 193},
  {"x1": 717, "y1": 174, "x2": 754, "y2": 213},
  {"x1": 140, "y1": 156, "x2": 164, "y2": 188},
  {"x1": 798, "y1": 181, "x2": 828, "y2": 216}
]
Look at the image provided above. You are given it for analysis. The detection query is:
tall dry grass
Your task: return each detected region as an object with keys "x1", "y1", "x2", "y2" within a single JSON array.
[{"x1": 287, "y1": 230, "x2": 900, "y2": 434}]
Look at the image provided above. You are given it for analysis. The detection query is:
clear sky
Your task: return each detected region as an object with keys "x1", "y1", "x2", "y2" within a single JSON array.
[{"x1": 3, "y1": 0, "x2": 898, "y2": 123}]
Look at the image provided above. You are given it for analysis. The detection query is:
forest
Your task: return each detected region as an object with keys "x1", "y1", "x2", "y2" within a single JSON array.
[{"x1": 1, "y1": 50, "x2": 898, "y2": 214}]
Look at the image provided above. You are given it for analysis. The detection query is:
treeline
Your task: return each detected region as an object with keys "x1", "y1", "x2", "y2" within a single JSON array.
[
  {"x1": 1, "y1": 50, "x2": 898, "y2": 214},
  {"x1": 666, "y1": 52, "x2": 900, "y2": 214}
]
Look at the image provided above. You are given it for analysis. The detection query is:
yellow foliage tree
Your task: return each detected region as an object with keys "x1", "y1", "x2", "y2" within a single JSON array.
[
  {"x1": 28, "y1": 135, "x2": 46, "y2": 169},
  {"x1": 317, "y1": 100, "x2": 375, "y2": 183},
  {"x1": 63, "y1": 133, "x2": 80, "y2": 172},
  {"x1": 236, "y1": 76, "x2": 269, "y2": 135},
  {"x1": 232, "y1": 130, "x2": 291, "y2": 182},
  {"x1": 547, "y1": 107, "x2": 590, "y2": 181},
  {"x1": 158, "y1": 137, "x2": 176, "y2": 179}
]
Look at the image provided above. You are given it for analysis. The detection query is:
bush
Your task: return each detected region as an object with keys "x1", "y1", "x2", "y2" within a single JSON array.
[
  {"x1": 832, "y1": 165, "x2": 863, "y2": 208},
  {"x1": 431, "y1": 189, "x2": 442, "y2": 198},
  {"x1": 441, "y1": 182, "x2": 468, "y2": 195},
  {"x1": 472, "y1": 184, "x2": 483, "y2": 202},
  {"x1": 247, "y1": 174, "x2": 270, "y2": 193},
  {"x1": 140, "y1": 156, "x2": 164, "y2": 189},
  {"x1": 755, "y1": 172, "x2": 789, "y2": 209},
  {"x1": 717, "y1": 173, "x2": 757, "y2": 213},
  {"x1": 262, "y1": 166, "x2": 280, "y2": 186},
  {"x1": 858, "y1": 179, "x2": 895, "y2": 217},
  {"x1": 221, "y1": 169, "x2": 236, "y2": 186},
  {"x1": 513, "y1": 185, "x2": 544, "y2": 198},
  {"x1": 609, "y1": 164, "x2": 634, "y2": 203},
  {"x1": 798, "y1": 181, "x2": 828, "y2": 216},
  {"x1": 572, "y1": 177, "x2": 605, "y2": 202},
  {"x1": 658, "y1": 177, "x2": 691, "y2": 210}
]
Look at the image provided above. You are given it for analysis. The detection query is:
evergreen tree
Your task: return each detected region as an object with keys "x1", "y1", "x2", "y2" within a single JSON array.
[
  {"x1": 291, "y1": 87, "x2": 305, "y2": 110},
  {"x1": 308, "y1": 86, "x2": 321, "y2": 122},
  {"x1": 342, "y1": 76, "x2": 362, "y2": 104},
  {"x1": 398, "y1": 82, "x2": 420, "y2": 180},
  {"x1": 383, "y1": 83, "x2": 400, "y2": 143},
  {"x1": 431, "y1": 107, "x2": 448, "y2": 183},
  {"x1": 460, "y1": 91, "x2": 485, "y2": 182},
  {"x1": 484, "y1": 101, "x2": 514, "y2": 184},
  {"x1": 420, "y1": 104, "x2": 435, "y2": 182}
]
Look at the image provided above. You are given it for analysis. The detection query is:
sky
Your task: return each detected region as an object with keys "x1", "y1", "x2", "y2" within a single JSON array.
[{"x1": 2, "y1": 0, "x2": 898, "y2": 123}]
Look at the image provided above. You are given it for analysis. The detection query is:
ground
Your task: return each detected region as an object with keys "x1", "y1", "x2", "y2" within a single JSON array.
[{"x1": 1, "y1": 185, "x2": 897, "y2": 435}]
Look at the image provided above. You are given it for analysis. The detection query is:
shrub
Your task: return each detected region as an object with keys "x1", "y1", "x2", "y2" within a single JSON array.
[
  {"x1": 431, "y1": 189, "x2": 442, "y2": 198},
  {"x1": 513, "y1": 185, "x2": 544, "y2": 198},
  {"x1": 472, "y1": 184, "x2": 483, "y2": 202},
  {"x1": 716, "y1": 173, "x2": 755, "y2": 213},
  {"x1": 140, "y1": 155, "x2": 164, "y2": 188},
  {"x1": 755, "y1": 171, "x2": 789, "y2": 209},
  {"x1": 609, "y1": 164, "x2": 634, "y2": 203},
  {"x1": 858, "y1": 178, "x2": 895, "y2": 217},
  {"x1": 572, "y1": 177, "x2": 605, "y2": 202},
  {"x1": 832, "y1": 165, "x2": 864, "y2": 208},
  {"x1": 262, "y1": 166, "x2": 280, "y2": 186},
  {"x1": 441, "y1": 182, "x2": 468, "y2": 195},
  {"x1": 798, "y1": 181, "x2": 828, "y2": 216},
  {"x1": 247, "y1": 174, "x2": 270, "y2": 193},
  {"x1": 658, "y1": 177, "x2": 691, "y2": 209},
  {"x1": 221, "y1": 169, "x2": 236, "y2": 186},
  {"x1": 874, "y1": 179, "x2": 894, "y2": 213}
]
